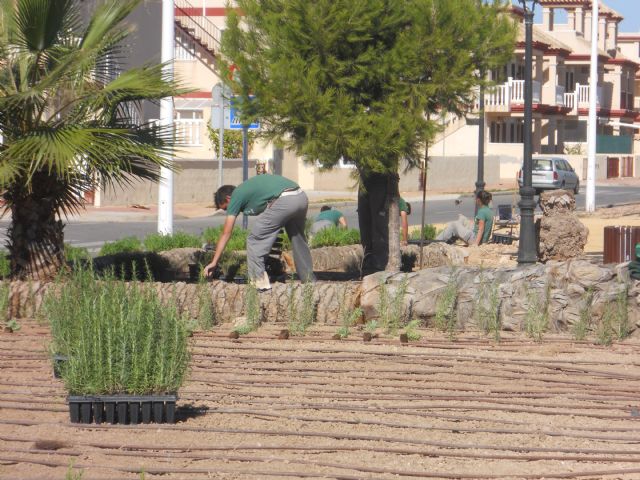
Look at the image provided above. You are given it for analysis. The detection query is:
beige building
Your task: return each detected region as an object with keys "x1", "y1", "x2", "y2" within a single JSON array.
[{"x1": 98, "y1": 0, "x2": 640, "y2": 206}]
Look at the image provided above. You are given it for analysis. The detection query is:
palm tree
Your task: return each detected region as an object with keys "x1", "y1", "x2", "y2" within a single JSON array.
[{"x1": 0, "y1": 0, "x2": 184, "y2": 279}]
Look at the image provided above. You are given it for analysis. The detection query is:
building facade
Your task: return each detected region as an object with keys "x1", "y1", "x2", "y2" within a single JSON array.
[{"x1": 98, "y1": 0, "x2": 640, "y2": 206}]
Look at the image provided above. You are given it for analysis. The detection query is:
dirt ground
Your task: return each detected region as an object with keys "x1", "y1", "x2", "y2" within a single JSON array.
[{"x1": 2, "y1": 321, "x2": 640, "y2": 479}]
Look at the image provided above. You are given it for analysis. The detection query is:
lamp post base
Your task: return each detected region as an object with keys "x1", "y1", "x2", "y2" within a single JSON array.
[{"x1": 517, "y1": 186, "x2": 538, "y2": 264}]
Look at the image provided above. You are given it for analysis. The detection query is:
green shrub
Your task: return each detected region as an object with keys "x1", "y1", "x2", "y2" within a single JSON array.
[
  {"x1": 202, "y1": 226, "x2": 248, "y2": 252},
  {"x1": 0, "y1": 252, "x2": 9, "y2": 278},
  {"x1": 410, "y1": 224, "x2": 437, "y2": 241},
  {"x1": 45, "y1": 267, "x2": 190, "y2": 395},
  {"x1": 143, "y1": 231, "x2": 202, "y2": 252},
  {"x1": 288, "y1": 282, "x2": 317, "y2": 336},
  {"x1": 99, "y1": 237, "x2": 143, "y2": 257},
  {"x1": 235, "y1": 283, "x2": 263, "y2": 335},
  {"x1": 377, "y1": 275, "x2": 409, "y2": 335},
  {"x1": 65, "y1": 244, "x2": 91, "y2": 263},
  {"x1": 310, "y1": 227, "x2": 360, "y2": 248},
  {"x1": 435, "y1": 272, "x2": 459, "y2": 340}
]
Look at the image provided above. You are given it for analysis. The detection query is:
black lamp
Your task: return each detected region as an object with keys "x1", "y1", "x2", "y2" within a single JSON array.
[{"x1": 517, "y1": 0, "x2": 539, "y2": 264}]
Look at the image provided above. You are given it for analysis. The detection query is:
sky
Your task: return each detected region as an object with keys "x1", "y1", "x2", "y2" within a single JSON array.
[{"x1": 513, "y1": 0, "x2": 640, "y2": 33}]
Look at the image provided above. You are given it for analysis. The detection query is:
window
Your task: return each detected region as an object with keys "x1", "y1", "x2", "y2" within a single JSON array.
[
  {"x1": 490, "y1": 118, "x2": 524, "y2": 143},
  {"x1": 175, "y1": 110, "x2": 203, "y2": 120}
]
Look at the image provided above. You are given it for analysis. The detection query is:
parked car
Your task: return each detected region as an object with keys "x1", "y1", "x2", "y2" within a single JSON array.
[{"x1": 517, "y1": 157, "x2": 580, "y2": 195}]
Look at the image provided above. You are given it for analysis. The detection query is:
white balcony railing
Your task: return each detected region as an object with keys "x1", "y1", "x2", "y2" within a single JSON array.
[
  {"x1": 510, "y1": 79, "x2": 541, "y2": 104},
  {"x1": 563, "y1": 83, "x2": 602, "y2": 112},
  {"x1": 150, "y1": 118, "x2": 205, "y2": 146},
  {"x1": 634, "y1": 96, "x2": 640, "y2": 111},
  {"x1": 482, "y1": 77, "x2": 542, "y2": 110}
]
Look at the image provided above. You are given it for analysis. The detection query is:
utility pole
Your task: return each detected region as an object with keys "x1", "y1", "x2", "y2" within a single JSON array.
[
  {"x1": 585, "y1": 0, "x2": 599, "y2": 213},
  {"x1": 157, "y1": 0, "x2": 174, "y2": 234}
]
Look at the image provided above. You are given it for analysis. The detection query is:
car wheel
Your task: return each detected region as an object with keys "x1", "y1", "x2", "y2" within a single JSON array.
[{"x1": 574, "y1": 181, "x2": 580, "y2": 194}]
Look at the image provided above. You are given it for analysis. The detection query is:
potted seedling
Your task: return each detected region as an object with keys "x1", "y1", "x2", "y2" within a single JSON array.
[
  {"x1": 363, "y1": 320, "x2": 378, "y2": 342},
  {"x1": 400, "y1": 319, "x2": 422, "y2": 345},
  {"x1": 45, "y1": 268, "x2": 190, "y2": 425}
]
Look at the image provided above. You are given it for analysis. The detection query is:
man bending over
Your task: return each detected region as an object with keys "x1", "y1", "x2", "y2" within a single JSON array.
[{"x1": 204, "y1": 174, "x2": 316, "y2": 290}]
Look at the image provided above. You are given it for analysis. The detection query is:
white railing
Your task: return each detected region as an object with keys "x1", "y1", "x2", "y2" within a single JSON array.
[
  {"x1": 174, "y1": 0, "x2": 222, "y2": 55},
  {"x1": 555, "y1": 85, "x2": 565, "y2": 106},
  {"x1": 150, "y1": 118, "x2": 205, "y2": 146},
  {"x1": 484, "y1": 82, "x2": 511, "y2": 107},
  {"x1": 510, "y1": 79, "x2": 541, "y2": 104},
  {"x1": 175, "y1": 118, "x2": 204, "y2": 146},
  {"x1": 635, "y1": 97, "x2": 640, "y2": 110},
  {"x1": 564, "y1": 91, "x2": 575, "y2": 110}
]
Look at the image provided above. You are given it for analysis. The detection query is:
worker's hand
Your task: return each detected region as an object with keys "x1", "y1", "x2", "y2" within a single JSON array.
[{"x1": 204, "y1": 262, "x2": 217, "y2": 278}]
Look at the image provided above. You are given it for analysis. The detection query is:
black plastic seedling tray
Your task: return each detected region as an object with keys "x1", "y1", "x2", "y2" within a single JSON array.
[{"x1": 67, "y1": 394, "x2": 177, "y2": 425}]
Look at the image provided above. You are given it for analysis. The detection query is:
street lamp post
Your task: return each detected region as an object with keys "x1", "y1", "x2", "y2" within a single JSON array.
[
  {"x1": 517, "y1": 0, "x2": 538, "y2": 264},
  {"x1": 475, "y1": 82, "x2": 485, "y2": 215}
]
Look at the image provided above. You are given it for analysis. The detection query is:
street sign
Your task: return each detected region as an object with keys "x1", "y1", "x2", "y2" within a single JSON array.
[{"x1": 229, "y1": 96, "x2": 260, "y2": 130}]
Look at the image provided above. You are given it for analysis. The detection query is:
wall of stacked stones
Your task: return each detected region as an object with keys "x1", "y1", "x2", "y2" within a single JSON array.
[{"x1": 6, "y1": 259, "x2": 640, "y2": 333}]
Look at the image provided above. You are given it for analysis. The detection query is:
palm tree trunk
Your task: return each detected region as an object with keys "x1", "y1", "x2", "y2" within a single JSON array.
[
  {"x1": 386, "y1": 174, "x2": 401, "y2": 271},
  {"x1": 5, "y1": 174, "x2": 66, "y2": 280}
]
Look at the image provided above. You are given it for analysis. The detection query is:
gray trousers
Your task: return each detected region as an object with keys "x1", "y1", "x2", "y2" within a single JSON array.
[
  {"x1": 310, "y1": 219, "x2": 333, "y2": 235},
  {"x1": 435, "y1": 219, "x2": 475, "y2": 244},
  {"x1": 248, "y1": 192, "x2": 315, "y2": 282}
]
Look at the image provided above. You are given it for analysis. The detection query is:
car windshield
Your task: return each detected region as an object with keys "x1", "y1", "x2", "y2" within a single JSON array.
[{"x1": 533, "y1": 159, "x2": 553, "y2": 171}]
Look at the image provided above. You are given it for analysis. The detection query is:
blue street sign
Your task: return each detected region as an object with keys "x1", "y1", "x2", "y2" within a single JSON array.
[{"x1": 229, "y1": 96, "x2": 260, "y2": 130}]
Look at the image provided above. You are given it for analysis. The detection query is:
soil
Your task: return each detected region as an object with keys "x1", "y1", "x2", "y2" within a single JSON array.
[{"x1": 2, "y1": 321, "x2": 640, "y2": 479}]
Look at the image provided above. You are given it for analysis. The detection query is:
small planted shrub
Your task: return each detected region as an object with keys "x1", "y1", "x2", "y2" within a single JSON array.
[
  {"x1": 573, "y1": 287, "x2": 594, "y2": 341},
  {"x1": 524, "y1": 284, "x2": 550, "y2": 342},
  {"x1": 235, "y1": 282, "x2": 263, "y2": 335},
  {"x1": 196, "y1": 279, "x2": 217, "y2": 331},
  {"x1": 310, "y1": 227, "x2": 360, "y2": 248},
  {"x1": 288, "y1": 282, "x2": 317, "y2": 336},
  {"x1": 475, "y1": 271, "x2": 501, "y2": 341},
  {"x1": 596, "y1": 284, "x2": 630, "y2": 345},
  {"x1": 335, "y1": 287, "x2": 363, "y2": 339},
  {"x1": 99, "y1": 236, "x2": 143, "y2": 256},
  {"x1": 203, "y1": 226, "x2": 248, "y2": 252},
  {"x1": 0, "y1": 282, "x2": 11, "y2": 331},
  {"x1": 45, "y1": 267, "x2": 190, "y2": 396},
  {"x1": 403, "y1": 318, "x2": 422, "y2": 341},
  {"x1": 377, "y1": 275, "x2": 409, "y2": 335},
  {"x1": 410, "y1": 224, "x2": 437, "y2": 241},
  {"x1": 65, "y1": 244, "x2": 91, "y2": 264},
  {"x1": 435, "y1": 272, "x2": 459, "y2": 340},
  {"x1": 143, "y1": 231, "x2": 202, "y2": 252}
]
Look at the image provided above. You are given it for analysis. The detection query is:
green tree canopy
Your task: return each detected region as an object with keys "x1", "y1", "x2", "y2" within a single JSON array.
[
  {"x1": 0, "y1": 0, "x2": 186, "y2": 279},
  {"x1": 223, "y1": 0, "x2": 515, "y2": 174},
  {"x1": 222, "y1": 0, "x2": 516, "y2": 269}
]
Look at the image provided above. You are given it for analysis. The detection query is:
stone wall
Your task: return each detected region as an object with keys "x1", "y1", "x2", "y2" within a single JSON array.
[
  {"x1": 360, "y1": 260, "x2": 640, "y2": 334},
  {"x1": 8, "y1": 259, "x2": 640, "y2": 334}
]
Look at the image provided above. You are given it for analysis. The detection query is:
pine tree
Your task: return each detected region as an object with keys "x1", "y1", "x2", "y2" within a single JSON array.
[{"x1": 222, "y1": 0, "x2": 515, "y2": 271}]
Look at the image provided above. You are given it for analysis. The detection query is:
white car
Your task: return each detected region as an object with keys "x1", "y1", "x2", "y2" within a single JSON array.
[{"x1": 517, "y1": 157, "x2": 580, "y2": 195}]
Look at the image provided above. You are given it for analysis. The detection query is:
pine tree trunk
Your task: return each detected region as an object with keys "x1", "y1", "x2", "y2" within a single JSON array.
[
  {"x1": 5, "y1": 173, "x2": 66, "y2": 280},
  {"x1": 386, "y1": 174, "x2": 401, "y2": 271}
]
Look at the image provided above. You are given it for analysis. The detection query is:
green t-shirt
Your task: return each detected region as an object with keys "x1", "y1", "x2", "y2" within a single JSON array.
[
  {"x1": 474, "y1": 205, "x2": 494, "y2": 244},
  {"x1": 315, "y1": 209, "x2": 343, "y2": 225},
  {"x1": 227, "y1": 174, "x2": 299, "y2": 216},
  {"x1": 399, "y1": 198, "x2": 409, "y2": 214}
]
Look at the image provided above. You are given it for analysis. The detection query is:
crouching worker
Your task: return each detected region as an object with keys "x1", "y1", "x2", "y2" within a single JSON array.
[
  {"x1": 204, "y1": 175, "x2": 316, "y2": 291},
  {"x1": 310, "y1": 205, "x2": 347, "y2": 235},
  {"x1": 435, "y1": 191, "x2": 493, "y2": 246}
]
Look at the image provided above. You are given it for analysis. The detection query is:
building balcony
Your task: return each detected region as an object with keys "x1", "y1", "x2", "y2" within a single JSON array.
[
  {"x1": 563, "y1": 84, "x2": 613, "y2": 114},
  {"x1": 151, "y1": 118, "x2": 205, "y2": 147},
  {"x1": 479, "y1": 77, "x2": 541, "y2": 112}
]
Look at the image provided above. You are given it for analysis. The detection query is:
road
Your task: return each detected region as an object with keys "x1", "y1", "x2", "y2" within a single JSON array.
[{"x1": 0, "y1": 185, "x2": 637, "y2": 253}]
